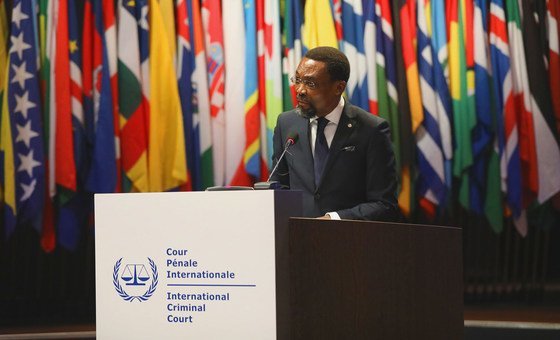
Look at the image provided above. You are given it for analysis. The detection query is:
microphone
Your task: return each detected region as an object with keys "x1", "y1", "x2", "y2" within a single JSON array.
[{"x1": 254, "y1": 132, "x2": 299, "y2": 190}]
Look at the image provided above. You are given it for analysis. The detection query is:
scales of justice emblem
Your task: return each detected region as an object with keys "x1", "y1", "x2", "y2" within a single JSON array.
[{"x1": 113, "y1": 258, "x2": 159, "y2": 302}]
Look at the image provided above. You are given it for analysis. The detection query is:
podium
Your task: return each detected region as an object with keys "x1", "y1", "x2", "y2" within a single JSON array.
[
  {"x1": 95, "y1": 191, "x2": 462, "y2": 339},
  {"x1": 287, "y1": 218, "x2": 463, "y2": 339}
]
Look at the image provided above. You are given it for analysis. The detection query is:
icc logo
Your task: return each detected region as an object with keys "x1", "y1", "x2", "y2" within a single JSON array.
[{"x1": 113, "y1": 258, "x2": 158, "y2": 302}]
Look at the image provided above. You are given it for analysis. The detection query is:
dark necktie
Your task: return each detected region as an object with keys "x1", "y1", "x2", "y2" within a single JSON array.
[{"x1": 314, "y1": 117, "x2": 329, "y2": 187}]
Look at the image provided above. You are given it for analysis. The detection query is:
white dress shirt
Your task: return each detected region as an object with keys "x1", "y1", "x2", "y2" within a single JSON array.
[{"x1": 309, "y1": 96, "x2": 345, "y2": 220}]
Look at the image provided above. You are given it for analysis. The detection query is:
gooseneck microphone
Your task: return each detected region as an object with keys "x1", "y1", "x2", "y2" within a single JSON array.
[{"x1": 254, "y1": 132, "x2": 299, "y2": 190}]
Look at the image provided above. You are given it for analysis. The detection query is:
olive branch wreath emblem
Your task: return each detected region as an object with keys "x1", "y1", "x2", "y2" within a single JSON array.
[{"x1": 113, "y1": 258, "x2": 158, "y2": 302}]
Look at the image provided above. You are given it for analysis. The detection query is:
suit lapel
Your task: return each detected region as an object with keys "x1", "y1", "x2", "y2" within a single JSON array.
[{"x1": 316, "y1": 103, "x2": 357, "y2": 190}]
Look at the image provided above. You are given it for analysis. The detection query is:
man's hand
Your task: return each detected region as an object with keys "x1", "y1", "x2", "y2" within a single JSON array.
[{"x1": 317, "y1": 214, "x2": 331, "y2": 220}]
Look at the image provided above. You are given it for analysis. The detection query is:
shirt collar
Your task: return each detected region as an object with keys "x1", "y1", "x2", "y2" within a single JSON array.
[{"x1": 310, "y1": 96, "x2": 344, "y2": 125}]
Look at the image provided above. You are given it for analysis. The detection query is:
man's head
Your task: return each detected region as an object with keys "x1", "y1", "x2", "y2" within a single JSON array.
[{"x1": 293, "y1": 46, "x2": 349, "y2": 118}]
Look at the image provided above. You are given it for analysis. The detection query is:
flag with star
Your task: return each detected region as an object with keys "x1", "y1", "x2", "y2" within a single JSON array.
[{"x1": 5, "y1": 0, "x2": 46, "y2": 235}]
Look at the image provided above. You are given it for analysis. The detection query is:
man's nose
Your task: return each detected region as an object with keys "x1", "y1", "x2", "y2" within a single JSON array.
[{"x1": 295, "y1": 83, "x2": 307, "y2": 95}]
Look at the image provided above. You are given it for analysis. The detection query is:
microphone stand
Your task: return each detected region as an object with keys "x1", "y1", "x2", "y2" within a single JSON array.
[{"x1": 254, "y1": 138, "x2": 295, "y2": 190}]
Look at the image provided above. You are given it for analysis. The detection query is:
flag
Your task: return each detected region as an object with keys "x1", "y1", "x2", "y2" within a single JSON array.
[
  {"x1": 188, "y1": 0, "x2": 214, "y2": 189},
  {"x1": 39, "y1": 0, "x2": 57, "y2": 251},
  {"x1": 1, "y1": 61, "x2": 16, "y2": 233},
  {"x1": 0, "y1": 0, "x2": 7, "y2": 180},
  {"x1": 239, "y1": 0, "x2": 261, "y2": 182},
  {"x1": 118, "y1": 0, "x2": 149, "y2": 192},
  {"x1": 264, "y1": 0, "x2": 284, "y2": 169},
  {"x1": 489, "y1": 0, "x2": 523, "y2": 231},
  {"x1": 303, "y1": 0, "x2": 338, "y2": 50},
  {"x1": 470, "y1": 0, "x2": 494, "y2": 215},
  {"x1": 363, "y1": 0, "x2": 376, "y2": 115},
  {"x1": 506, "y1": 0, "x2": 538, "y2": 213},
  {"x1": 448, "y1": 0, "x2": 477, "y2": 209},
  {"x1": 56, "y1": 0, "x2": 91, "y2": 250},
  {"x1": 431, "y1": 0, "x2": 454, "y2": 206},
  {"x1": 223, "y1": 0, "x2": 247, "y2": 185},
  {"x1": 390, "y1": 1, "x2": 421, "y2": 216},
  {"x1": 84, "y1": 0, "x2": 118, "y2": 193},
  {"x1": 341, "y1": 0, "x2": 368, "y2": 111},
  {"x1": 5, "y1": 0, "x2": 46, "y2": 234},
  {"x1": 176, "y1": 0, "x2": 198, "y2": 190},
  {"x1": 548, "y1": 0, "x2": 560, "y2": 135},
  {"x1": 375, "y1": 0, "x2": 402, "y2": 196},
  {"x1": 148, "y1": 0, "x2": 187, "y2": 191},
  {"x1": 332, "y1": 0, "x2": 343, "y2": 47},
  {"x1": 363, "y1": 0, "x2": 377, "y2": 115},
  {"x1": 398, "y1": 0, "x2": 422, "y2": 133},
  {"x1": 416, "y1": 0, "x2": 448, "y2": 217},
  {"x1": 256, "y1": 0, "x2": 268, "y2": 181},
  {"x1": 522, "y1": 0, "x2": 560, "y2": 203},
  {"x1": 103, "y1": 0, "x2": 121, "y2": 193},
  {"x1": 201, "y1": 0, "x2": 226, "y2": 186},
  {"x1": 281, "y1": 0, "x2": 304, "y2": 111},
  {"x1": 475, "y1": 1, "x2": 511, "y2": 233}
]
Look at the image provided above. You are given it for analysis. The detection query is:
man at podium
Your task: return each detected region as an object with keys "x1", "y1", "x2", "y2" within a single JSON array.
[{"x1": 271, "y1": 46, "x2": 398, "y2": 221}]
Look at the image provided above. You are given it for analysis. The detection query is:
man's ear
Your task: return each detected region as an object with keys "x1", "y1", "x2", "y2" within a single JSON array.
[{"x1": 335, "y1": 81, "x2": 347, "y2": 96}]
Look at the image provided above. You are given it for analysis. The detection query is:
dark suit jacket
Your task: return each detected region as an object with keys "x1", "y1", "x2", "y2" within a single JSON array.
[{"x1": 271, "y1": 100, "x2": 398, "y2": 221}]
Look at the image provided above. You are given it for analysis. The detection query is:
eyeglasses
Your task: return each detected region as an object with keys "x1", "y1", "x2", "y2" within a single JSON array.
[{"x1": 290, "y1": 76, "x2": 318, "y2": 90}]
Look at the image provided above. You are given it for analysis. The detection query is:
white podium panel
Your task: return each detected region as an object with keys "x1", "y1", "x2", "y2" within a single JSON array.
[{"x1": 95, "y1": 191, "x2": 298, "y2": 339}]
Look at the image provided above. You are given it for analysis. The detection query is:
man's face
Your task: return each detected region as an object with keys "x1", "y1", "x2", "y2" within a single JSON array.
[{"x1": 293, "y1": 58, "x2": 346, "y2": 118}]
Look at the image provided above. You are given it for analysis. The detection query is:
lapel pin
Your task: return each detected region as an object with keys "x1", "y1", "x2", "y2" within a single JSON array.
[{"x1": 347, "y1": 123, "x2": 352, "y2": 128}]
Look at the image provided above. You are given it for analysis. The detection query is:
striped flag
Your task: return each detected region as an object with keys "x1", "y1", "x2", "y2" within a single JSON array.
[
  {"x1": 240, "y1": 0, "x2": 261, "y2": 182},
  {"x1": 416, "y1": 0, "x2": 448, "y2": 216},
  {"x1": 341, "y1": 0, "x2": 368, "y2": 111},
  {"x1": 84, "y1": 0, "x2": 118, "y2": 193},
  {"x1": 398, "y1": 0, "x2": 423, "y2": 134},
  {"x1": 506, "y1": 0, "x2": 538, "y2": 213},
  {"x1": 281, "y1": 0, "x2": 304, "y2": 111},
  {"x1": 392, "y1": 1, "x2": 422, "y2": 216},
  {"x1": 375, "y1": 0, "x2": 402, "y2": 196},
  {"x1": 56, "y1": 0, "x2": 90, "y2": 250},
  {"x1": 0, "y1": 0, "x2": 8, "y2": 207},
  {"x1": 489, "y1": 0, "x2": 523, "y2": 231},
  {"x1": 256, "y1": 0, "x2": 269, "y2": 181},
  {"x1": 176, "y1": 0, "x2": 198, "y2": 190},
  {"x1": 363, "y1": 0, "x2": 377, "y2": 115},
  {"x1": 522, "y1": 0, "x2": 560, "y2": 204},
  {"x1": 264, "y1": 0, "x2": 284, "y2": 169},
  {"x1": 474, "y1": 0, "x2": 502, "y2": 232},
  {"x1": 448, "y1": 0, "x2": 477, "y2": 209},
  {"x1": 332, "y1": 0, "x2": 344, "y2": 47},
  {"x1": 223, "y1": 0, "x2": 247, "y2": 185},
  {"x1": 148, "y1": 0, "x2": 188, "y2": 191},
  {"x1": 118, "y1": 0, "x2": 149, "y2": 192},
  {"x1": 548, "y1": 0, "x2": 560, "y2": 135},
  {"x1": 5, "y1": 0, "x2": 46, "y2": 234},
  {"x1": 103, "y1": 0, "x2": 121, "y2": 193},
  {"x1": 303, "y1": 0, "x2": 338, "y2": 50},
  {"x1": 431, "y1": 0, "x2": 453, "y2": 204},
  {"x1": 201, "y1": 0, "x2": 226, "y2": 186},
  {"x1": 186, "y1": 0, "x2": 214, "y2": 189},
  {"x1": 471, "y1": 0, "x2": 494, "y2": 215}
]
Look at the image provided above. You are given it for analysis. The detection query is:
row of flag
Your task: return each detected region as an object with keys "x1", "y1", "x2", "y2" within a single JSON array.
[{"x1": 0, "y1": 0, "x2": 559, "y2": 252}]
